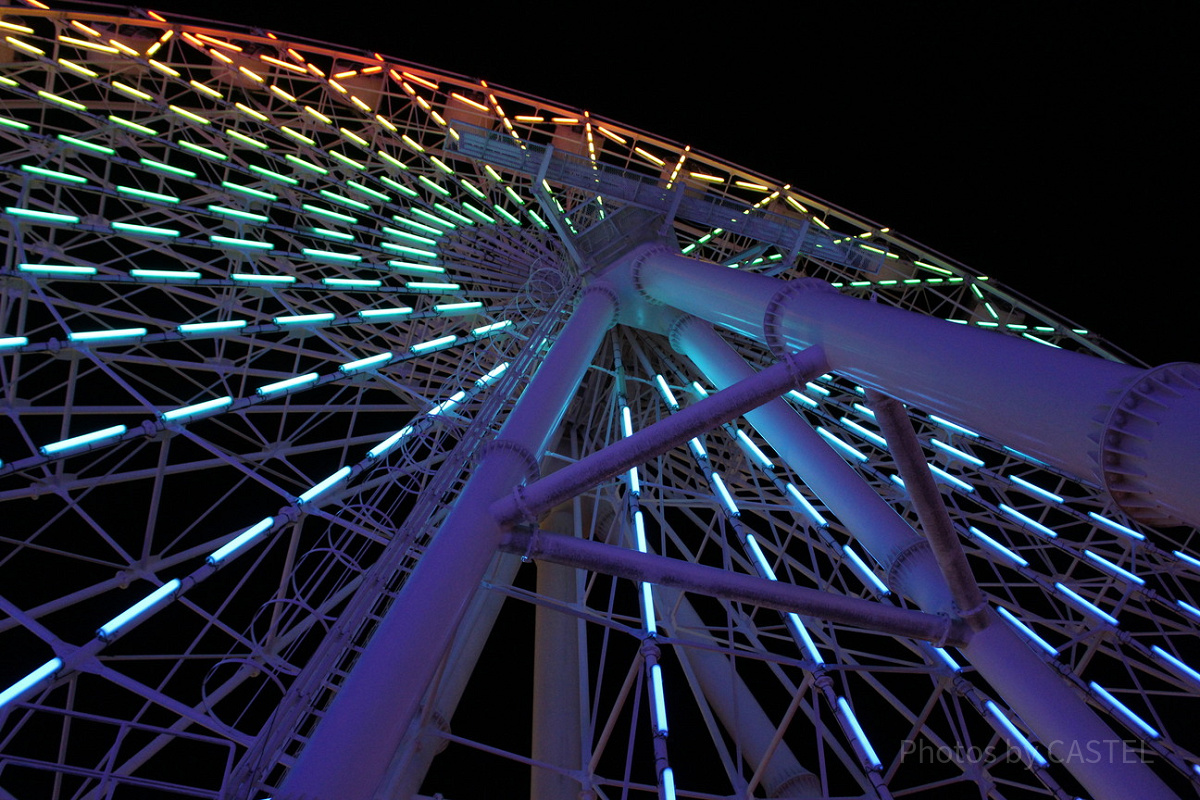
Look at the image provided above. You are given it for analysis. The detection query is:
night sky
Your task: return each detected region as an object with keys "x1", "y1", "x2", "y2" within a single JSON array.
[{"x1": 137, "y1": 1, "x2": 1198, "y2": 365}]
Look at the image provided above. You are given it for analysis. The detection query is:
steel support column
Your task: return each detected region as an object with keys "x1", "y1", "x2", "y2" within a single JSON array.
[
  {"x1": 633, "y1": 245, "x2": 1200, "y2": 528},
  {"x1": 278, "y1": 284, "x2": 618, "y2": 800},
  {"x1": 866, "y1": 389, "x2": 988, "y2": 630},
  {"x1": 668, "y1": 315, "x2": 1176, "y2": 800},
  {"x1": 656, "y1": 585, "x2": 821, "y2": 798}
]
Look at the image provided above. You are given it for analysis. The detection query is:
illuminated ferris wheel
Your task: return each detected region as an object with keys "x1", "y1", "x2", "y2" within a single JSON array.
[{"x1": 2, "y1": 4, "x2": 1199, "y2": 799}]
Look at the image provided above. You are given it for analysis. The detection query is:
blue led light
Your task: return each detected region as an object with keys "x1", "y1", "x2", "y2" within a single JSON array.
[
  {"x1": 161, "y1": 396, "x2": 232, "y2": 421},
  {"x1": 0, "y1": 658, "x2": 63, "y2": 709},
  {"x1": 40, "y1": 425, "x2": 127, "y2": 456},
  {"x1": 207, "y1": 517, "x2": 275, "y2": 565},
  {"x1": 97, "y1": 579, "x2": 181, "y2": 640},
  {"x1": 298, "y1": 466, "x2": 352, "y2": 504}
]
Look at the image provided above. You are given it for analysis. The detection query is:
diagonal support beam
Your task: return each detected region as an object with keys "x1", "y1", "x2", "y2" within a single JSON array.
[
  {"x1": 491, "y1": 345, "x2": 830, "y2": 526},
  {"x1": 501, "y1": 530, "x2": 971, "y2": 647},
  {"x1": 866, "y1": 389, "x2": 989, "y2": 630}
]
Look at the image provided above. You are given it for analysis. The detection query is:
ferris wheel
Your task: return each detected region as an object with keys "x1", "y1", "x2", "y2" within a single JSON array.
[{"x1": 1, "y1": 4, "x2": 1199, "y2": 800}]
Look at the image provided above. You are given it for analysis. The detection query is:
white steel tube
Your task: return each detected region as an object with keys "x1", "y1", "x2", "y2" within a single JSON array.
[
  {"x1": 501, "y1": 530, "x2": 968, "y2": 646},
  {"x1": 279, "y1": 284, "x2": 618, "y2": 800},
  {"x1": 634, "y1": 246, "x2": 1200, "y2": 528},
  {"x1": 670, "y1": 316, "x2": 1175, "y2": 800}
]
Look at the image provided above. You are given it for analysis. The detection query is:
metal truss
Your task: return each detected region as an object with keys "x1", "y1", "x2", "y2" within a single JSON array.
[{"x1": 0, "y1": 4, "x2": 1197, "y2": 800}]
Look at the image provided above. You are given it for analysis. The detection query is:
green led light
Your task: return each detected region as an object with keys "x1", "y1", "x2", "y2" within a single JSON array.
[
  {"x1": 1023, "y1": 333, "x2": 1062, "y2": 349},
  {"x1": 434, "y1": 204, "x2": 474, "y2": 225},
  {"x1": 231, "y1": 273, "x2": 294, "y2": 284},
  {"x1": 20, "y1": 165, "x2": 88, "y2": 184},
  {"x1": 285, "y1": 155, "x2": 328, "y2": 175},
  {"x1": 376, "y1": 151, "x2": 407, "y2": 170},
  {"x1": 302, "y1": 204, "x2": 357, "y2": 224},
  {"x1": 504, "y1": 186, "x2": 527, "y2": 205},
  {"x1": 382, "y1": 227, "x2": 437, "y2": 246},
  {"x1": 209, "y1": 205, "x2": 269, "y2": 223},
  {"x1": 179, "y1": 140, "x2": 228, "y2": 160},
  {"x1": 319, "y1": 190, "x2": 370, "y2": 212},
  {"x1": 914, "y1": 260, "x2": 953, "y2": 276},
  {"x1": 430, "y1": 156, "x2": 455, "y2": 175},
  {"x1": 405, "y1": 281, "x2": 460, "y2": 292},
  {"x1": 5, "y1": 207, "x2": 80, "y2": 224},
  {"x1": 339, "y1": 128, "x2": 369, "y2": 147},
  {"x1": 0, "y1": 116, "x2": 31, "y2": 131},
  {"x1": 169, "y1": 105, "x2": 210, "y2": 125},
  {"x1": 903, "y1": 279, "x2": 921, "y2": 284},
  {"x1": 493, "y1": 205, "x2": 521, "y2": 226},
  {"x1": 527, "y1": 209, "x2": 550, "y2": 230},
  {"x1": 117, "y1": 186, "x2": 180, "y2": 204},
  {"x1": 274, "y1": 312, "x2": 336, "y2": 325},
  {"x1": 109, "y1": 116, "x2": 159, "y2": 136},
  {"x1": 226, "y1": 129, "x2": 269, "y2": 150},
  {"x1": 57, "y1": 135, "x2": 115, "y2": 155},
  {"x1": 302, "y1": 248, "x2": 362, "y2": 263},
  {"x1": 310, "y1": 226, "x2": 355, "y2": 242},
  {"x1": 112, "y1": 222, "x2": 181, "y2": 237},
  {"x1": 380, "y1": 175, "x2": 418, "y2": 197},
  {"x1": 210, "y1": 235, "x2": 273, "y2": 250},
  {"x1": 410, "y1": 208, "x2": 455, "y2": 229},
  {"x1": 250, "y1": 165, "x2": 299, "y2": 185},
  {"x1": 38, "y1": 91, "x2": 87, "y2": 111},
  {"x1": 459, "y1": 180, "x2": 488, "y2": 201},
  {"x1": 461, "y1": 203, "x2": 495, "y2": 224},
  {"x1": 877, "y1": 279, "x2": 897, "y2": 286},
  {"x1": 111, "y1": 81, "x2": 152, "y2": 101},
  {"x1": 387, "y1": 261, "x2": 445, "y2": 275},
  {"x1": 328, "y1": 151, "x2": 365, "y2": 170},
  {"x1": 435, "y1": 301, "x2": 483, "y2": 314},
  {"x1": 323, "y1": 277, "x2": 381, "y2": 288},
  {"x1": 18, "y1": 263, "x2": 96, "y2": 275},
  {"x1": 359, "y1": 307, "x2": 412, "y2": 319},
  {"x1": 484, "y1": 165, "x2": 503, "y2": 182},
  {"x1": 417, "y1": 175, "x2": 451, "y2": 197},
  {"x1": 130, "y1": 269, "x2": 201, "y2": 280},
  {"x1": 347, "y1": 181, "x2": 390, "y2": 202},
  {"x1": 222, "y1": 182, "x2": 277, "y2": 201},
  {"x1": 280, "y1": 127, "x2": 316, "y2": 146},
  {"x1": 396, "y1": 213, "x2": 446, "y2": 234},
  {"x1": 140, "y1": 158, "x2": 196, "y2": 178},
  {"x1": 850, "y1": 281, "x2": 871, "y2": 287},
  {"x1": 382, "y1": 243, "x2": 437, "y2": 259}
]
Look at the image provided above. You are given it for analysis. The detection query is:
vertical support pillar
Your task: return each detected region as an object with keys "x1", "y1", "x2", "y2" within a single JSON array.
[
  {"x1": 669, "y1": 316, "x2": 1176, "y2": 800},
  {"x1": 658, "y1": 585, "x2": 820, "y2": 798},
  {"x1": 278, "y1": 284, "x2": 618, "y2": 800},
  {"x1": 531, "y1": 440, "x2": 597, "y2": 800}
]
